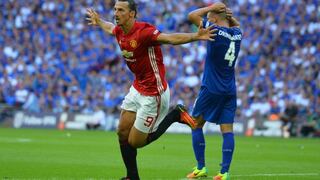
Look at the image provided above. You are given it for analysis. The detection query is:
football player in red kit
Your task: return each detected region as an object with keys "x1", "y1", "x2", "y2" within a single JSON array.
[{"x1": 86, "y1": 0, "x2": 216, "y2": 179}]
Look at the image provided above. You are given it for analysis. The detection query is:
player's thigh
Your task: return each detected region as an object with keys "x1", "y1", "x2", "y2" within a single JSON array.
[
  {"x1": 192, "y1": 87, "x2": 225, "y2": 123},
  {"x1": 120, "y1": 86, "x2": 138, "y2": 112},
  {"x1": 117, "y1": 86, "x2": 138, "y2": 140},
  {"x1": 117, "y1": 110, "x2": 136, "y2": 141},
  {"x1": 129, "y1": 88, "x2": 170, "y2": 147},
  {"x1": 152, "y1": 87, "x2": 170, "y2": 132},
  {"x1": 219, "y1": 95, "x2": 236, "y2": 133},
  {"x1": 129, "y1": 95, "x2": 158, "y2": 148},
  {"x1": 134, "y1": 88, "x2": 169, "y2": 134},
  {"x1": 128, "y1": 126, "x2": 149, "y2": 148}
]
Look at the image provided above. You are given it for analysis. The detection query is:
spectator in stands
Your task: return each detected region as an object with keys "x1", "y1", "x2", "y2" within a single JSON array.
[
  {"x1": 14, "y1": 83, "x2": 29, "y2": 108},
  {"x1": 86, "y1": 104, "x2": 106, "y2": 130},
  {"x1": 280, "y1": 101, "x2": 299, "y2": 138},
  {"x1": 300, "y1": 109, "x2": 320, "y2": 137},
  {"x1": 22, "y1": 88, "x2": 40, "y2": 113},
  {"x1": 0, "y1": 86, "x2": 5, "y2": 104}
]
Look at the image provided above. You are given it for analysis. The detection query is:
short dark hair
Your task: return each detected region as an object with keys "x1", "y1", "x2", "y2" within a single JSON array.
[
  {"x1": 210, "y1": 10, "x2": 227, "y2": 20},
  {"x1": 118, "y1": 0, "x2": 137, "y2": 18}
]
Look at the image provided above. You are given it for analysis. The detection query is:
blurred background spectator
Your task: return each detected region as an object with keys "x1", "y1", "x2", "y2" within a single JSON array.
[
  {"x1": 0, "y1": 0, "x2": 319, "y2": 135},
  {"x1": 280, "y1": 101, "x2": 299, "y2": 138}
]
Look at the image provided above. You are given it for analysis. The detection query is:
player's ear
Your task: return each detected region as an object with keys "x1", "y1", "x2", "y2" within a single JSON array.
[
  {"x1": 213, "y1": 17, "x2": 218, "y2": 24},
  {"x1": 208, "y1": 12, "x2": 217, "y2": 24},
  {"x1": 129, "y1": 10, "x2": 135, "y2": 18}
]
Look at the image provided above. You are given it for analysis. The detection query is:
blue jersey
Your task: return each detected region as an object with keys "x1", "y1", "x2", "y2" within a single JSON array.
[{"x1": 202, "y1": 20, "x2": 242, "y2": 95}]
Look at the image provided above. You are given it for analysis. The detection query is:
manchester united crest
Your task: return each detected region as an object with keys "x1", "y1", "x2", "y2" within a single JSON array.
[{"x1": 129, "y1": 40, "x2": 137, "y2": 48}]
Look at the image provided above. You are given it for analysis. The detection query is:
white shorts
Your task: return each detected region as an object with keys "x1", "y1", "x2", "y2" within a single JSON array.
[{"x1": 120, "y1": 86, "x2": 170, "y2": 133}]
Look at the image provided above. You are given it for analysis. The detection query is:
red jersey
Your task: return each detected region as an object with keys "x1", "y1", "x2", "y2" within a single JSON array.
[{"x1": 113, "y1": 21, "x2": 167, "y2": 96}]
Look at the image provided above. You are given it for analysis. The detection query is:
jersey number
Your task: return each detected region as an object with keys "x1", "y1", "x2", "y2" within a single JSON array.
[{"x1": 224, "y1": 41, "x2": 236, "y2": 67}]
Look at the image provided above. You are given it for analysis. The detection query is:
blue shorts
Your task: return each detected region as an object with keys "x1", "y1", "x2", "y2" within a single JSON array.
[{"x1": 192, "y1": 86, "x2": 236, "y2": 124}]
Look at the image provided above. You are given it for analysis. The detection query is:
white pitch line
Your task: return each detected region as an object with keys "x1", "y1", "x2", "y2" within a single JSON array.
[
  {"x1": 233, "y1": 173, "x2": 319, "y2": 177},
  {"x1": 178, "y1": 173, "x2": 319, "y2": 180},
  {"x1": 0, "y1": 137, "x2": 32, "y2": 143},
  {"x1": 16, "y1": 138, "x2": 32, "y2": 142}
]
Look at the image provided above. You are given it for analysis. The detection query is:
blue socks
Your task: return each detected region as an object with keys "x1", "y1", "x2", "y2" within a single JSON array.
[
  {"x1": 192, "y1": 128, "x2": 205, "y2": 169},
  {"x1": 192, "y1": 130, "x2": 234, "y2": 173},
  {"x1": 220, "y1": 132, "x2": 234, "y2": 173}
]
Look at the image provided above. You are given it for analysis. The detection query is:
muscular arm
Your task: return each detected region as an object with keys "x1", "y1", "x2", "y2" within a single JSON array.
[
  {"x1": 188, "y1": 2, "x2": 226, "y2": 26},
  {"x1": 97, "y1": 19, "x2": 115, "y2": 35},
  {"x1": 157, "y1": 33, "x2": 201, "y2": 45},
  {"x1": 189, "y1": 3, "x2": 240, "y2": 28},
  {"x1": 227, "y1": 16, "x2": 240, "y2": 28},
  {"x1": 188, "y1": 6, "x2": 211, "y2": 27},
  {"x1": 156, "y1": 23, "x2": 216, "y2": 45}
]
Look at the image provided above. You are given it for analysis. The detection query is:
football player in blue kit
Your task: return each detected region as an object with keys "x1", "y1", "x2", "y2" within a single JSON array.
[{"x1": 186, "y1": 2, "x2": 242, "y2": 180}]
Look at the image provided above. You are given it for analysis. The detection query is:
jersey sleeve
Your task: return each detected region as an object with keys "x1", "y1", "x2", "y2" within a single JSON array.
[
  {"x1": 140, "y1": 25, "x2": 161, "y2": 46},
  {"x1": 112, "y1": 26, "x2": 120, "y2": 41},
  {"x1": 112, "y1": 26, "x2": 120, "y2": 36}
]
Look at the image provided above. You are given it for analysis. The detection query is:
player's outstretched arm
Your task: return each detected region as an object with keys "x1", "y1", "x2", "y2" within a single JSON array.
[
  {"x1": 188, "y1": 2, "x2": 226, "y2": 26},
  {"x1": 86, "y1": 8, "x2": 115, "y2": 35},
  {"x1": 156, "y1": 22, "x2": 217, "y2": 45}
]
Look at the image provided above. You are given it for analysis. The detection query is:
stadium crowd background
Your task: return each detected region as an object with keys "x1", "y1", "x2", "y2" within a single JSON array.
[{"x1": 0, "y1": 0, "x2": 319, "y2": 135}]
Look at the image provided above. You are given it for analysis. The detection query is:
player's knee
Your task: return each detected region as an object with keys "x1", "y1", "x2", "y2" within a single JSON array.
[
  {"x1": 220, "y1": 124, "x2": 233, "y2": 133},
  {"x1": 194, "y1": 116, "x2": 205, "y2": 128},
  {"x1": 128, "y1": 137, "x2": 145, "y2": 148},
  {"x1": 117, "y1": 126, "x2": 130, "y2": 141},
  {"x1": 196, "y1": 121, "x2": 205, "y2": 128}
]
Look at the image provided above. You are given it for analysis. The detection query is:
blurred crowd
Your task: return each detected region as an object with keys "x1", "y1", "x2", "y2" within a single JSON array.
[{"x1": 0, "y1": 0, "x2": 319, "y2": 133}]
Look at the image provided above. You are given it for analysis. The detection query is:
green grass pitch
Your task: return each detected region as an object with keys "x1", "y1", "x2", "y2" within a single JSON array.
[{"x1": 0, "y1": 128, "x2": 319, "y2": 180}]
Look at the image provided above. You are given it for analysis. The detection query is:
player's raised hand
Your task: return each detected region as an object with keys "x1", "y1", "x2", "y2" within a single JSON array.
[
  {"x1": 86, "y1": 8, "x2": 100, "y2": 26},
  {"x1": 197, "y1": 21, "x2": 217, "y2": 41},
  {"x1": 226, "y1": 8, "x2": 233, "y2": 19},
  {"x1": 208, "y1": 2, "x2": 226, "y2": 13}
]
